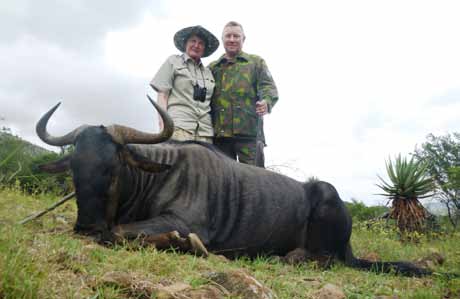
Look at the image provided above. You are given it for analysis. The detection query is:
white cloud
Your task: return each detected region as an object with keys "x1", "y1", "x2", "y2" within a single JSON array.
[{"x1": 2, "y1": 0, "x2": 460, "y2": 205}]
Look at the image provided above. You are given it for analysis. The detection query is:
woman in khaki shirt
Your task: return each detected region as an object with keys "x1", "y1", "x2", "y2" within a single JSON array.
[{"x1": 150, "y1": 26, "x2": 219, "y2": 143}]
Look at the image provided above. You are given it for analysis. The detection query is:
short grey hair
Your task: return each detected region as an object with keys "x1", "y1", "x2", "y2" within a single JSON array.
[{"x1": 223, "y1": 21, "x2": 245, "y2": 38}]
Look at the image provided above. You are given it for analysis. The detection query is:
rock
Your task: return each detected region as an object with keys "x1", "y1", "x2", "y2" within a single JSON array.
[
  {"x1": 207, "y1": 270, "x2": 277, "y2": 299},
  {"x1": 155, "y1": 282, "x2": 191, "y2": 298},
  {"x1": 415, "y1": 250, "x2": 445, "y2": 269},
  {"x1": 211, "y1": 254, "x2": 230, "y2": 263},
  {"x1": 182, "y1": 286, "x2": 225, "y2": 299},
  {"x1": 158, "y1": 282, "x2": 190, "y2": 293},
  {"x1": 302, "y1": 277, "x2": 322, "y2": 288},
  {"x1": 154, "y1": 283, "x2": 226, "y2": 299},
  {"x1": 100, "y1": 271, "x2": 157, "y2": 296},
  {"x1": 311, "y1": 283, "x2": 345, "y2": 299},
  {"x1": 99, "y1": 269, "x2": 277, "y2": 299},
  {"x1": 101, "y1": 271, "x2": 135, "y2": 286}
]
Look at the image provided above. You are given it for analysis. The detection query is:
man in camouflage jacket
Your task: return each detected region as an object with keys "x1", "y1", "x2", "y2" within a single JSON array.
[{"x1": 209, "y1": 21, "x2": 278, "y2": 166}]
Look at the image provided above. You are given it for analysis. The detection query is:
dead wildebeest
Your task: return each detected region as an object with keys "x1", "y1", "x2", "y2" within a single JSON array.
[{"x1": 36, "y1": 96, "x2": 438, "y2": 276}]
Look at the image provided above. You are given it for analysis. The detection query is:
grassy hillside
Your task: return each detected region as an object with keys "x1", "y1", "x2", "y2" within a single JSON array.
[
  {"x1": 1, "y1": 188, "x2": 459, "y2": 298},
  {"x1": 0, "y1": 131, "x2": 72, "y2": 194},
  {"x1": 0, "y1": 131, "x2": 51, "y2": 158}
]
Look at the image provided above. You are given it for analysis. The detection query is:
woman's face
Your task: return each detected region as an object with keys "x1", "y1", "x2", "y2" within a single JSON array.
[{"x1": 185, "y1": 34, "x2": 205, "y2": 61}]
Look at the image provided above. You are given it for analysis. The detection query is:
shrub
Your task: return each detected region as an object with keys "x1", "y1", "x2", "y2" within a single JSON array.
[{"x1": 346, "y1": 199, "x2": 388, "y2": 222}]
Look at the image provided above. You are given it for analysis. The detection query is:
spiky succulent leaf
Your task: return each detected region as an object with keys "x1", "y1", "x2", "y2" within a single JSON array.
[{"x1": 377, "y1": 154, "x2": 434, "y2": 199}]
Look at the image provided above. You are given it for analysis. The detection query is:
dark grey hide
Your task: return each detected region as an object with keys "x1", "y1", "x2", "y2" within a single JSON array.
[{"x1": 108, "y1": 141, "x2": 312, "y2": 257}]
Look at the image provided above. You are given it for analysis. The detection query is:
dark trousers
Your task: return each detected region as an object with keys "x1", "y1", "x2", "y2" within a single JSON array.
[{"x1": 214, "y1": 138, "x2": 264, "y2": 168}]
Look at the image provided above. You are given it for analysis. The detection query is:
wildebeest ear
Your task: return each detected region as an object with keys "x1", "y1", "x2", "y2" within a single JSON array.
[
  {"x1": 121, "y1": 148, "x2": 171, "y2": 173},
  {"x1": 38, "y1": 155, "x2": 71, "y2": 173}
]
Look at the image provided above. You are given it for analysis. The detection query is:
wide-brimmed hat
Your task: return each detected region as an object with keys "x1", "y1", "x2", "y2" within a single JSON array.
[{"x1": 173, "y1": 25, "x2": 219, "y2": 57}]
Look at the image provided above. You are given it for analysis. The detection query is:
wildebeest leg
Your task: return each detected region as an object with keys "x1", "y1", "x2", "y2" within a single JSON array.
[
  {"x1": 282, "y1": 248, "x2": 333, "y2": 268},
  {"x1": 282, "y1": 248, "x2": 308, "y2": 265},
  {"x1": 141, "y1": 231, "x2": 209, "y2": 257},
  {"x1": 107, "y1": 218, "x2": 209, "y2": 257}
]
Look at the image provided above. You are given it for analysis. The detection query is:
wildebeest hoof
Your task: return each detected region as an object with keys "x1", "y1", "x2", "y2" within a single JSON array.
[
  {"x1": 282, "y1": 248, "x2": 308, "y2": 265},
  {"x1": 168, "y1": 230, "x2": 182, "y2": 241},
  {"x1": 99, "y1": 229, "x2": 123, "y2": 246},
  {"x1": 187, "y1": 233, "x2": 209, "y2": 257}
]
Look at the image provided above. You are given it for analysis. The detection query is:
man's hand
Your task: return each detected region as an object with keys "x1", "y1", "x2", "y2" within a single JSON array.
[{"x1": 256, "y1": 100, "x2": 269, "y2": 116}]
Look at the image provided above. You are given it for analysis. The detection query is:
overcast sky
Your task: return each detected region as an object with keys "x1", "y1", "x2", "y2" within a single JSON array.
[{"x1": 1, "y1": 0, "x2": 459, "y2": 205}]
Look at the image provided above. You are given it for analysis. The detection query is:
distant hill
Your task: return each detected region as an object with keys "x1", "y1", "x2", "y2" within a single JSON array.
[
  {"x1": 0, "y1": 130, "x2": 52, "y2": 180},
  {"x1": 0, "y1": 131, "x2": 51, "y2": 158},
  {"x1": 0, "y1": 130, "x2": 71, "y2": 193}
]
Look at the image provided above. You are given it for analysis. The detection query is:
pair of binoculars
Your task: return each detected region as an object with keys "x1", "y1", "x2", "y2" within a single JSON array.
[{"x1": 193, "y1": 84, "x2": 207, "y2": 102}]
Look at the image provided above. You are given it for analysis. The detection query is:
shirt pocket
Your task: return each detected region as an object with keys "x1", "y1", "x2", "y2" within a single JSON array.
[
  {"x1": 174, "y1": 66, "x2": 194, "y2": 89},
  {"x1": 174, "y1": 66, "x2": 191, "y2": 78}
]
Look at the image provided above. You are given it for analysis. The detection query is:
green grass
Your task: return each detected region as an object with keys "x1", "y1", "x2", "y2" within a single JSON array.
[{"x1": 1, "y1": 188, "x2": 459, "y2": 298}]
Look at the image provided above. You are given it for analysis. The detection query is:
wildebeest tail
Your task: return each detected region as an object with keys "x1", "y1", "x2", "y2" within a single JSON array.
[{"x1": 340, "y1": 243, "x2": 432, "y2": 277}]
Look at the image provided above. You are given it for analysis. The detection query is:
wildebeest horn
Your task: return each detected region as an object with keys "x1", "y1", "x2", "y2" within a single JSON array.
[
  {"x1": 36, "y1": 102, "x2": 89, "y2": 146},
  {"x1": 37, "y1": 96, "x2": 174, "y2": 146},
  {"x1": 105, "y1": 95, "x2": 174, "y2": 145}
]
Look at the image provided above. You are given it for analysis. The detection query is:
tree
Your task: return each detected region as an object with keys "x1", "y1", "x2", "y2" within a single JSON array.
[
  {"x1": 413, "y1": 133, "x2": 460, "y2": 228},
  {"x1": 345, "y1": 199, "x2": 389, "y2": 222},
  {"x1": 377, "y1": 154, "x2": 434, "y2": 235}
]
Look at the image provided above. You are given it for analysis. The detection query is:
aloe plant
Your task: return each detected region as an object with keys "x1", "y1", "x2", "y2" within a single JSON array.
[{"x1": 377, "y1": 154, "x2": 434, "y2": 234}]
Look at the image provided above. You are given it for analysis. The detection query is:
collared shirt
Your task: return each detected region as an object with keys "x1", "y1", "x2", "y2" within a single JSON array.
[
  {"x1": 150, "y1": 54, "x2": 215, "y2": 137},
  {"x1": 209, "y1": 51, "x2": 278, "y2": 138}
]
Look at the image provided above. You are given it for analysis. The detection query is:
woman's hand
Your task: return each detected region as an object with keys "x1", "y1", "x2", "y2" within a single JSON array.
[{"x1": 157, "y1": 92, "x2": 169, "y2": 131}]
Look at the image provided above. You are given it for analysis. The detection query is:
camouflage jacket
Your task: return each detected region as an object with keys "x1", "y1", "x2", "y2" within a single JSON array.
[{"x1": 209, "y1": 52, "x2": 278, "y2": 138}]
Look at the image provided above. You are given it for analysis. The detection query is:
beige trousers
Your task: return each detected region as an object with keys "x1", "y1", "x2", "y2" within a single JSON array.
[{"x1": 171, "y1": 127, "x2": 213, "y2": 143}]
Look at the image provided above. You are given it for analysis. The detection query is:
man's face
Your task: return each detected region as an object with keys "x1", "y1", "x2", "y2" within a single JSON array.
[
  {"x1": 222, "y1": 26, "x2": 245, "y2": 57},
  {"x1": 185, "y1": 34, "x2": 205, "y2": 61}
]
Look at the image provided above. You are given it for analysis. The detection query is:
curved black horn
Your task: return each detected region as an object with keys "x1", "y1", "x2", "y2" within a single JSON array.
[
  {"x1": 36, "y1": 102, "x2": 88, "y2": 146},
  {"x1": 105, "y1": 95, "x2": 174, "y2": 145}
]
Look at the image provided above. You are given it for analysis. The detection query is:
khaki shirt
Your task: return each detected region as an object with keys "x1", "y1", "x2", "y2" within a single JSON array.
[{"x1": 151, "y1": 54, "x2": 215, "y2": 137}]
